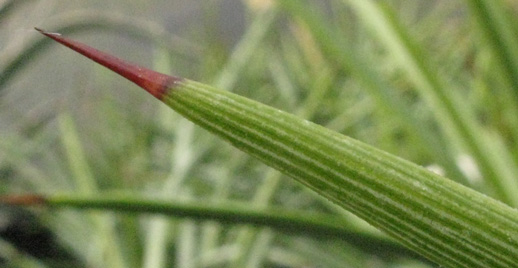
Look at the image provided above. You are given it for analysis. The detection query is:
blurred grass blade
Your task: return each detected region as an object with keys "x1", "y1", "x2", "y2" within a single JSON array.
[
  {"x1": 465, "y1": 0, "x2": 518, "y2": 103},
  {"x1": 57, "y1": 112, "x2": 127, "y2": 268},
  {"x1": 37, "y1": 29, "x2": 518, "y2": 268},
  {"x1": 213, "y1": 7, "x2": 277, "y2": 90},
  {"x1": 343, "y1": 0, "x2": 518, "y2": 207},
  {"x1": 0, "y1": 193, "x2": 422, "y2": 261},
  {"x1": 0, "y1": 0, "x2": 31, "y2": 25},
  {"x1": 58, "y1": 113, "x2": 97, "y2": 194}
]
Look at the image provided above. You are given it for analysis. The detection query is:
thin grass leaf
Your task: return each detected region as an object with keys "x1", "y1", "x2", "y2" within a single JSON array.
[
  {"x1": 465, "y1": 0, "x2": 518, "y2": 158},
  {"x1": 0, "y1": 193, "x2": 421, "y2": 261},
  {"x1": 36, "y1": 29, "x2": 518, "y2": 268},
  {"x1": 0, "y1": 0, "x2": 31, "y2": 26},
  {"x1": 465, "y1": 0, "x2": 518, "y2": 104},
  {"x1": 57, "y1": 112, "x2": 127, "y2": 268},
  {"x1": 212, "y1": 7, "x2": 278, "y2": 91}
]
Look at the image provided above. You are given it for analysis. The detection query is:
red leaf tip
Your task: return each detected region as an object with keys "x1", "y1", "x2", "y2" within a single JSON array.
[{"x1": 35, "y1": 27, "x2": 182, "y2": 100}]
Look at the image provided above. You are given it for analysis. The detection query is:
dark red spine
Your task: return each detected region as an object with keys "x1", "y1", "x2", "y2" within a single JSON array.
[{"x1": 35, "y1": 28, "x2": 182, "y2": 100}]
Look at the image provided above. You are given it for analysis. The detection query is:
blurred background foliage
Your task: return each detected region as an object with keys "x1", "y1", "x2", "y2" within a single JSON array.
[{"x1": 1, "y1": 0, "x2": 518, "y2": 267}]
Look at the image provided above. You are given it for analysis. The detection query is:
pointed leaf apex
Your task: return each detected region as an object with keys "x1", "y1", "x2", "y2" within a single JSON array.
[{"x1": 35, "y1": 27, "x2": 182, "y2": 100}]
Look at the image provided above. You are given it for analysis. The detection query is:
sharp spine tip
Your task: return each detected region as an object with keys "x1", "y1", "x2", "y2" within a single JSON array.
[
  {"x1": 37, "y1": 29, "x2": 180, "y2": 99},
  {"x1": 35, "y1": 27, "x2": 61, "y2": 36}
]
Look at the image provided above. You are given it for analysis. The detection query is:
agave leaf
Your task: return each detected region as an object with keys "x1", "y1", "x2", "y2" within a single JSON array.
[{"x1": 36, "y1": 28, "x2": 518, "y2": 268}]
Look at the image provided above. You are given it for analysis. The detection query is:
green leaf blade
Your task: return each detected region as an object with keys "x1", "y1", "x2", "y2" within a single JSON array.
[
  {"x1": 37, "y1": 29, "x2": 518, "y2": 268},
  {"x1": 167, "y1": 79, "x2": 518, "y2": 268}
]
